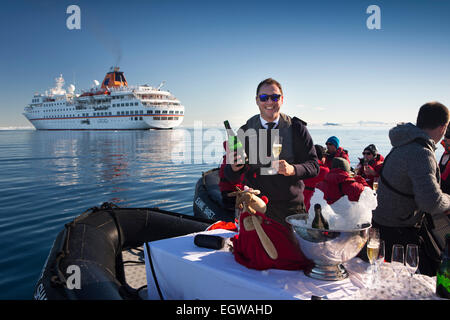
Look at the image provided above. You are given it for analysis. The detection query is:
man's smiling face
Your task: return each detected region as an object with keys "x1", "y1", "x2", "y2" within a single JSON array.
[{"x1": 256, "y1": 83, "x2": 283, "y2": 122}]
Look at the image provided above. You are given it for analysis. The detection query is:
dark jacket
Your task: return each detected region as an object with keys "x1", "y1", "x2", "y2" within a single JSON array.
[{"x1": 224, "y1": 113, "x2": 319, "y2": 206}]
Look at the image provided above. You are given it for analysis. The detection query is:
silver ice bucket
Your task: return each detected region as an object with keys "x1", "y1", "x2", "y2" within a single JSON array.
[{"x1": 286, "y1": 214, "x2": 370, "y2": 281}]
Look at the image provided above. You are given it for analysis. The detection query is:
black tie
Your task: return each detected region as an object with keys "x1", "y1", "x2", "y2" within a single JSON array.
[{"x1": 266, "y1": 122, "x2": 276, "y2": 157}]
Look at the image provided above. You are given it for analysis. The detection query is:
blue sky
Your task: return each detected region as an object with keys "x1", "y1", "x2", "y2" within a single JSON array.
[{"x1": 1, "y1": 0, "x2": 450, "y2": 127}]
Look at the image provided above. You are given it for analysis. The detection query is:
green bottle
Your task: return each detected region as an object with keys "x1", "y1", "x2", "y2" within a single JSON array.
[
  {"x1": 436, "y1": 233, "x2": 450, "y2": 299},
  {"x1": 312, "y1": 204, "x2": 329, "y2": 230},
  {"x1": 224, "y1": 120, "x2": 248, "y2": 164}
]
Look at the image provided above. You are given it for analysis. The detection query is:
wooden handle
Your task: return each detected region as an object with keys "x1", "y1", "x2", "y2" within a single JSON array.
[{"x1": 251, "y1": 215, "x2": 278, "y2": 260}]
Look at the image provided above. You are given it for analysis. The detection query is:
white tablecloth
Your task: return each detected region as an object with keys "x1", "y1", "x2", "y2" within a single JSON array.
[{"x1": 144, "y1": 229, "x2": 441, "y2": 300}]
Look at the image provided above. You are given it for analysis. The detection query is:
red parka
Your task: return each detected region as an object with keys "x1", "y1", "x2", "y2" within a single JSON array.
[
  {"x1": 316, "y1": 168, "x2": 369, "y2": 204},
  {"x1": 303, "y1": 160, "x2": 330, "y2": 211},
  {"x1": 324, "y1": 147, "x2": 350, "y2": 169},
  {"x1": 355, "y1": 154, "x2": 384, "y2": 188}
]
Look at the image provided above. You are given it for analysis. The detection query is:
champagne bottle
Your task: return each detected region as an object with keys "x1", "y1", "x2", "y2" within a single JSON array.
[
  {"x1": 224, "y1": 120, "x2": 248, "y2": 164},
  {"x1": 436, "y1": 233, "x2": 450, "y2": 299},
  {"x1": 312, "y1": 204, "x2": 329, "y2": 230}
]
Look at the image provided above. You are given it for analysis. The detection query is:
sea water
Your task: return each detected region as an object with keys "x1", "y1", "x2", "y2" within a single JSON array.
[{"x1": 0, "y1": 125, "x2": 444, "y2": 299}]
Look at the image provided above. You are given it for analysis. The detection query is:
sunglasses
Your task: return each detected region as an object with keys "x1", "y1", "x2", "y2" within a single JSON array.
[
  {"x1": 362, "y1": 152, "x2": 372, "y2": 155},
  {"x1": 258, "y1": 94, "x2": 281, "y2": 102}
]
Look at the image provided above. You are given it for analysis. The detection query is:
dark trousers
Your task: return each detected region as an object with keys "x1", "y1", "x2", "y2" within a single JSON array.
[
  {"x1": 370, "y1": 219, "x2": 439, "y2": 276},
  {"x1": 266, "y1": 201, "x2": 306, "y2": 228}
]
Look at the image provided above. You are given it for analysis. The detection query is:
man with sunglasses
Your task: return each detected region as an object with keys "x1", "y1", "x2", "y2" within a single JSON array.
[
  {"x1": 355, "y1": 144, "x2": 384, "y2": 188},
  {"x1": 224, "y1": 78, "x2": 319, "y2": 227}
]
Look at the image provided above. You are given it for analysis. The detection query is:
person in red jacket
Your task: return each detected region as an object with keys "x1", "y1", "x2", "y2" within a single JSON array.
[
  {"x1": 439, "y1": 127, "x2": 450, "y2": 194},
  {"x1": 303, "y1": 145, "x2": 330, "y2": 211},
  {"x1": 317, "y1": 157, "x2": 369, "y2": 204},
  {"x1": 324, "y1": 136, "x2": 350, "y2": 169},
  {"x1": 354, "y1": 144, "x2": 384, "y2": 188},
  {"x1": 219, "y1": 141, "x2": 244, "y2": 210}
]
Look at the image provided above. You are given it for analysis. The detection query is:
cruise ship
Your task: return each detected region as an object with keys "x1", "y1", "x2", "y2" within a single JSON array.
[{"x1": 23, "y1": 67, "x2": 184, "y2": 130}]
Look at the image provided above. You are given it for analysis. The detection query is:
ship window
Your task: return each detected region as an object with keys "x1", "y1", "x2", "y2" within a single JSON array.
[
  {"x1": 156, "y1": 110, "x2": 160, "y2": 114},
  {"x1": 162, "y1": 111, "x2": 167, "y2": 114},
  {"x1": 125, "y1": 103, "x2": 129, "y2": 106},
  {"x1": 139, "y1": 117, "x2": 143, "y2": 120},
  {"x1": 147, "y1": 110, "x2": 153, "y2": 114},
  {"x1": 117, "y1": 112, "x2": 120, "y2": 115},
  {"x1": 169, "y1": 111, "x2": 174, "y2": 114},
  {"x1": 161, "y1": 117, "x2": 167, "y2": 120},
  {"x1": 126, "y1": 111, "x2": 129, "y2": 115},
  {"x1": 154, "y1": 117, "x2": 160, "y2": 120},
  {"x1": 168, "y1": 117, "x2": 173, "y2": 120},
  {"x1": 180, "y1": 111, "x2": 183, "y2": 114},
  {"x1": 175, "y1": 111, "x2": 179, "y2": 114}
]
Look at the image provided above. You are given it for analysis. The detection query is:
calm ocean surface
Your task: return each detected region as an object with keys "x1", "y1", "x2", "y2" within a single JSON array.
[{"x1": 0, "y1": 126, "x2": 444, "y2": 299}]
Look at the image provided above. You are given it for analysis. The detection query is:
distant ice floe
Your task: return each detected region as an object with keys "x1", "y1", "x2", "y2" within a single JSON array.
[{"x1": 307, "y1": 188, "x2": 377, "y2": 230}]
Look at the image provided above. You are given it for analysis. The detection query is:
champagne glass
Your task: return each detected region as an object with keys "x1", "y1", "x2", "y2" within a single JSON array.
[
  {"x1": 405, "y1": 244, "x2": 419, "y2": 291},
  {"x1": 270, "y1": 136, "x2": 283, "y2": 175},
  {"x1": 375, "y1": 240, "x2": 385, "y2": 284},
  {"x1": 366, "y1": 228, "x2": 380, "y2": 287},
  {"x1": 372, "y1": 177, "x2": 379, "y2": 193},
  {"x1": 391, "y1": 244, "x2": 405, "y2": 281}
]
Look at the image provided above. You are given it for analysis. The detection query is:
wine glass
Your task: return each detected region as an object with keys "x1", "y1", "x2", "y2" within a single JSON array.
[
  {"x1": 391, "y1": 244, "x2": 405, "y2": 281},
  {"x1": 405, "y1": 244, "x2": 419, "y2": 291},
  {"x1": 374, "y1": 240, "x2": 385, "y2": 284},
  {"x1": 269, "y1": 136, "x2": 283, "y2": 175},
  {"x1": 372, "y1": 177, "x2": 379, "y2": 193},
  {"x1": 366, "y1": 228, "x2": 380, "y2": 287}
]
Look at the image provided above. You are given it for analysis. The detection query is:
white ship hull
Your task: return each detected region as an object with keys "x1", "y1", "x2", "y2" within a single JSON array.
[
  {"x1": 24, "y1": 113, "x2": 184, "y2": 130},
  {"x1": 23, "y1": 68, "x2": 185, "y2": 130}
]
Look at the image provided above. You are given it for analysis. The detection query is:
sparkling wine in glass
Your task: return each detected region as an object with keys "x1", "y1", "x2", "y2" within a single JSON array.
[
  {"x1": 269, "y1": 136, "x2": 283, "y2": 175},
  {"x1": 375, "y1": 240, "x2": 385, "y2": 284},
  {"x1": 366, "y1": 228, "x2": 380, "y2": 287}
]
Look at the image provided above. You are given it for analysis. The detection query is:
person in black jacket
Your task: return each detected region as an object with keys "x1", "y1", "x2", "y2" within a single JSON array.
[{"x1": 224, "y1": 78, "x2": 319, "y2": 226}]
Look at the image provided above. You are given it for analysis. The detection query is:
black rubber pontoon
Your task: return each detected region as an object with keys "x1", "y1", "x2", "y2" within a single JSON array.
[
  {"x1": 33, "y1": 203, "x2": 214, "y2": 300},
  {"x1": 193, "y1": 168, "x2": 235, "y2": 222}
]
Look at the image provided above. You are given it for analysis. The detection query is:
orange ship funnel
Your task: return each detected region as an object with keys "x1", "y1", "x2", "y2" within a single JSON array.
[{"x1": 101, "y1": 67, "x2": 128, "y2": 88}]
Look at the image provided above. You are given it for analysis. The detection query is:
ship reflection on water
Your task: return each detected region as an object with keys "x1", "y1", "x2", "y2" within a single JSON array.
[{"x1": 26, "y1": 128, "x2": 224, "y2": 213}]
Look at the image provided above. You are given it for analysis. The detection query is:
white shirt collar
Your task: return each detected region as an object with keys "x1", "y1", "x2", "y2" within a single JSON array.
[{"x1": 260, "y1": 115, "x2": 280, "y2": 129}]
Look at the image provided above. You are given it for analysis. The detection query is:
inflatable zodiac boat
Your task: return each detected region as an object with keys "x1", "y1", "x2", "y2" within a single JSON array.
[
  {"x1": 33, "y1": 202, "x2": 214, "y2": 300},
  {"x1": 193, "y1": 168, "x2": 235, "y2": 222}
]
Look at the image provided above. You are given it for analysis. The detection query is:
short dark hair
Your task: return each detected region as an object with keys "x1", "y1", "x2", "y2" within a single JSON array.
[
  {"x1": 314, "y1": 144, "x2": 325, "y2": 159},
  {"x1": 256, "y1": 78, "x2": 283, "y2": 96},
  {"x1": 416, "y1": 102, "x2": 449, "y2": 130}
]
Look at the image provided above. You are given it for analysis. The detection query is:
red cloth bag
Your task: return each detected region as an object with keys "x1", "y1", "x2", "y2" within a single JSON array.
[{"x1": 230, "y1": 211, "x2": 312, "y2": 271}]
